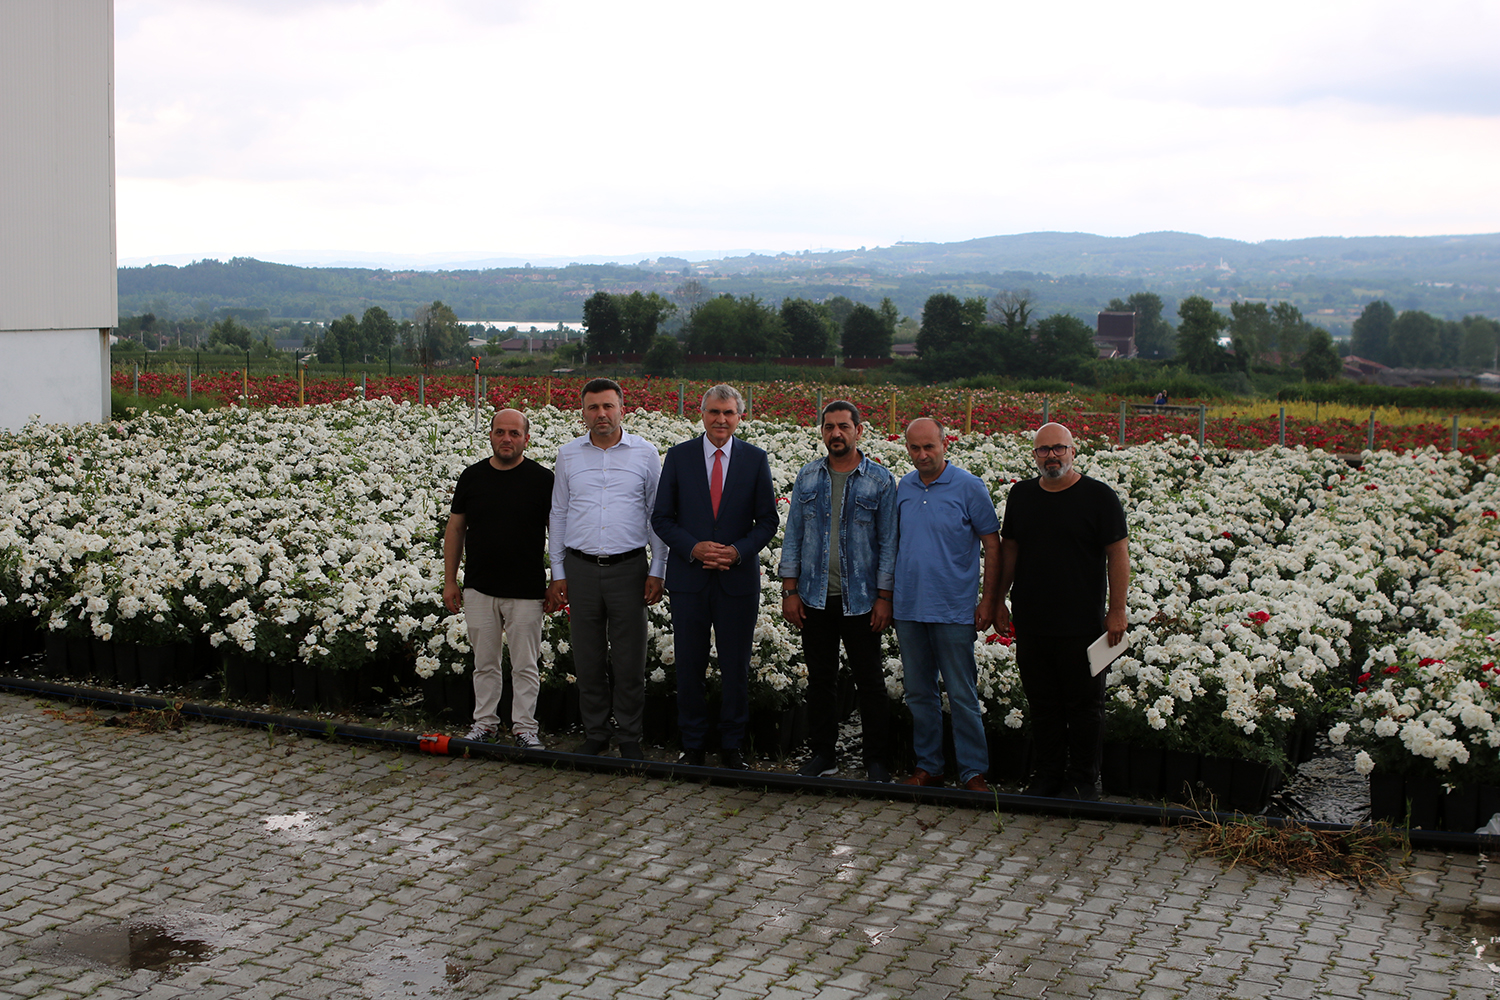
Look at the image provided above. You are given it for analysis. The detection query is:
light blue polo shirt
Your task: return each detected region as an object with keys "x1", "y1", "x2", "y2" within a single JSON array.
[{"x1": 893, "y1": 462, "x2": 1000, "y2": 624}]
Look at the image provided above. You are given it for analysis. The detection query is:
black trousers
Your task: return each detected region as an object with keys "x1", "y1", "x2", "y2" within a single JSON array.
[
  {"x1": 802, "y1": 595, "x2": 889, "y2": 766},
  {"x1": 1016, "y1": 633, "x2": 1107, "y2": 787}
]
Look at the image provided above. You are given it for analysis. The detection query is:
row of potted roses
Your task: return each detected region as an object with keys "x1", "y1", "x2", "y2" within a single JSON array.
[{"x1": 3, "y1": 398, "x2": 1498, "y2": 779}]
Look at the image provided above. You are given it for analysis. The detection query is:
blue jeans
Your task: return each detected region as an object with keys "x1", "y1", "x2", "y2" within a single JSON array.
[{"x1": 895, "y1": 620, "x2": 990, "y2": 783}]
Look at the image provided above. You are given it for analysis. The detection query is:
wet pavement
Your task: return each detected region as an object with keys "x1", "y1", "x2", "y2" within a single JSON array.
[{"x1": 2, "y1": 690, "x2": 1498, "y2": 999}]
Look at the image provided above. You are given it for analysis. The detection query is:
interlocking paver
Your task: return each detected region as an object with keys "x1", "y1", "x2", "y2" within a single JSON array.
[{"x1": 1, "y1": 692, "x2": 1498, "y2": 998}]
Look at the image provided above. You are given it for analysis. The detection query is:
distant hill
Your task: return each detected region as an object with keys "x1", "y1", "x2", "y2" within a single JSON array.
[
  {"x1": 117, "y1": 232, "x2": 1500, "y2": 336},
  {"x1": 718, "y1": 231, "x2": 1500, "y2": 284}
]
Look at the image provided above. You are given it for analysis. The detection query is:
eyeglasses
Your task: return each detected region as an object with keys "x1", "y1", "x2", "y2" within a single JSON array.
[{"x1": 1033, "y1": 444, "x2": 1072, "y2": 457}]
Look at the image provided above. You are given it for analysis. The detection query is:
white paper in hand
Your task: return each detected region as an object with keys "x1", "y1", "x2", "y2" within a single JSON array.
[{"x1": 1087, "y1": 631, "x2": 1131, "y2": 677}]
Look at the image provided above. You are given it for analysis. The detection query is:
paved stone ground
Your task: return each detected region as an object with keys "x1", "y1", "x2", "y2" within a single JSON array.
[{"x1": 2, "y1": 691, "x2": 1499, "y2": 1000}]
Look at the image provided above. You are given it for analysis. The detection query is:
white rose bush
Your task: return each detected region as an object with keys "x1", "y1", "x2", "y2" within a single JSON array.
[{"x1": 4, "y1": 397, "x2": 1500, "y2": 800}]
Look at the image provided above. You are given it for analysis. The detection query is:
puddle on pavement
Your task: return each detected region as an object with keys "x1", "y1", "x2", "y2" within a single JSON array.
[
  {"x1": 1456, "y1": 906, "x2": 1500, "y2": 973},
  {"x1": 358, "y1": 944, "x2": 469, "y2": 997},
  {"x1": 263, "y1": 810, "x2": 327, "y2": 842},
  {"x1": 51, "y1": 917, "x2": 214, "y2": 972}
]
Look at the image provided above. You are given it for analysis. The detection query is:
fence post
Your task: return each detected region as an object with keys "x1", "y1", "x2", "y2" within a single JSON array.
[
  {"x1": 966, "y1": 390, "x2": 974, "y2": 435},
  {"x1": 1367, "y1": 408, "x2": 1375, "y2": 452},
  {"x1": 473, "y1": 372, "x2": 481, "y2": 433},
  {"x1": 1452, "y1": 414, "x2": 1460, "y2": 452},
  {"x1": 132, "y1": 363, "x2": 139, "y2": 397},
  {"x1": 1118, "y1": 400, "x2": 1126, "y2": 447},
  {"x1": 1198, "y1": 405, "x2": 1206, "y2": 449},
  {"x1": 186, "y1": 369, "x2": 192, "y2": 402},
  {"x1": 677, "y1": 381, "x2": 685, "y2": 417},
  {"x1": 544, "y1": 377, "x2": 552, "y2": 408},
  {"x1": 1279, "y1": 406, "x2": 1286, "y2": 448},
  {"x1": 419, "y1": 372, "x2": 425, "y2": 406},
  {"x1": 361, "y1": 371, "x2": 366, "y2": 398},
  {"x1": 747, "y1": 386, "x2": 754, "y2": 419},
  {"x1": 1042, "y1": 398, "x2": 1049, "y2": 425},
  {"x1": 815, "y1": 389, "x2": 823, "y2": 426},
  {"x1": 889, "y1": 390, "x2": 897, "y2": 435}
]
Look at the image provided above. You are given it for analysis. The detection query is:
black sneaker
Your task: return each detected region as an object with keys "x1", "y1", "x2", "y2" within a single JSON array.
[
  {"x1": 797, "y1": 753, "x2": 839, "y2": 777},
  {"x1": 676, "y1": 748, "x2": 706, "y2": 766},
  {"x1": 865, "y1": 761, "x2": 892, "y2": 783}
]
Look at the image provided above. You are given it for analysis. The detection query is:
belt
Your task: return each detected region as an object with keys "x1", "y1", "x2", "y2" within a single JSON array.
[{"x1": 566, "y1": 546, "x2": 645, "y2": 566}]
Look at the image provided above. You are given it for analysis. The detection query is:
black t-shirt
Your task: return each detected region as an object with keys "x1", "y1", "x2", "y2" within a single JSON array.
[
  {"x1": 449, "y1": 456, "x2": 554, "y2": 600},
  {"x1": 1001, "y1": 474, "x2": 1128, "y2": 637}
]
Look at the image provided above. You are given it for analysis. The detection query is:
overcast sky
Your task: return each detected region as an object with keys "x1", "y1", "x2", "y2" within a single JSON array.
[{"x1": 114, "y1": 0, "x2": 1500, "y2": 265}]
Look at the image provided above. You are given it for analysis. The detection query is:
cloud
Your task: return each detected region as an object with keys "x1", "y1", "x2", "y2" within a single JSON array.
[{"x1": 112, "y1": 0, "x2": 1500, "y2": 257}]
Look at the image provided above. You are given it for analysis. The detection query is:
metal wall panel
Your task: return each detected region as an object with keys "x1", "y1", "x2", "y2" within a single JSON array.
[{"x1": 0, "y1": 0, "x2": 117, "y2": 333}]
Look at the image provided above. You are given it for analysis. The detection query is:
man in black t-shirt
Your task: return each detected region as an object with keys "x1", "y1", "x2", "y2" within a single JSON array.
[
  {"x1": 444, "y1": 408, "x2": 554, "y2": 748},
  {"x1": 996, "y1": 422, "x2": 1129, "y2": 800}
]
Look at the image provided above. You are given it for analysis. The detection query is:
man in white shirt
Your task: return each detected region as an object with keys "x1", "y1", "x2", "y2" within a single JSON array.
[{"x1": 546, "y1": 378, "x2": 667, "y2": 759}]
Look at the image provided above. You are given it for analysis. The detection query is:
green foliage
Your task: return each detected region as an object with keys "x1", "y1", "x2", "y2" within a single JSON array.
[
  {"x1": 686, "y1": 294, "x2": 787, "y2": 358},
  {"x1": 1300, "y1": 329, "x2": 1343, "y2": 382},
  {"x1": 1460, "y1": 314, "x2": 1500, "y2": 369},
  {"x1": 842, "y1": 302, "x2": 894, "y2": 359},
  {"x1": 780, "y1": 298, "x2": 833, "y2": 357},
  {"x1": 582, "y1": 291, "x2": 625, "y2": 354},
  {"x1": 642, "y1": 335, "x2": 684, "y2": 376},
  {"x1": 208, "y1": 315, "x2": 252, "y2": 352},
  {"x1": 916, "y1": 292, "x2": 977, "y2": 357},
  {"x1": 110, "y1": 389, "x2": 223, "y2": 420},
  {"x1": 1350, "y1": 300, "x2": 1396, "y2": 363},
  {"x1": 1029, "y1": 313, "x2": 1096, "y2": 381},
  {"x1": 1228, "y1": 302, "x2": 1272, "y2": 367},
  {"x1": 406, "y1": 301, "x2": 463, "y2": 364},
  {"x1": 1388, "y1": 309, "x2": 1443, "y2": 367},
  {"x1": 1176, "y1": 296, "x2": 1233, "y2": 374},
  {"x1": 1275, "y1": 382, "x2": 1500, "y2": 410}
]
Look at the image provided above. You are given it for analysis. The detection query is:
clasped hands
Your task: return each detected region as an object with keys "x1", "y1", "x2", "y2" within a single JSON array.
[
  {"x1": 691, "y1": 541, "x2": 739, "y2": 571},
  {"x1": 545, "y1": 576, "x2": 664, "y2": 610}
]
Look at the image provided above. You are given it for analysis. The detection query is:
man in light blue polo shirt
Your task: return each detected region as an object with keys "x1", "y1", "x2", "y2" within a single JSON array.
[{"x1": 893, "y1": 417, "x2": 999, "y2": 792}]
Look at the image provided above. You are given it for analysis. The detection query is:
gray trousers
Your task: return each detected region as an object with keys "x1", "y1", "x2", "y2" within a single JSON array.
[{"x1": 564, "y1": 550, "x2": 648, "y2": 743}]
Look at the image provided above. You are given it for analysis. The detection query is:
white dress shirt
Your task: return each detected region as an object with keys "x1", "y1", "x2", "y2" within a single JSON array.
[
  {"x1": 550, "y1": 431, "x2": 667, "y2": 580},
  {"x1": 702, "y1": 433, "x2": 734, "y2": 483}
]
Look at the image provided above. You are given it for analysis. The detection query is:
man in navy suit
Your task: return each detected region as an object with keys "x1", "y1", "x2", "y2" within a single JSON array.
[{"x1": 652, "y1": 384, "x2": 780, "y2": 769}]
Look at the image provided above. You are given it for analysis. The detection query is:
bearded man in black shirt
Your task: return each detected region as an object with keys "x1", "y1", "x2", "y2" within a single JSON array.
[
  {"x1": 444, "y1": 408, "x2": 554, "y2": 748},
  {"x1": 996, "y1": 422, "x2": 1129, "y2": 800}
]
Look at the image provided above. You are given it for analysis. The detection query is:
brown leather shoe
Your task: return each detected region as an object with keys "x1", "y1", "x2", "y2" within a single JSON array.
[
  {"x1": 902, "y1": 768, "x2": 944, "y2": 787},
  {"x1": 963, "y1": 775, "x2": 991, "y2": 793}
]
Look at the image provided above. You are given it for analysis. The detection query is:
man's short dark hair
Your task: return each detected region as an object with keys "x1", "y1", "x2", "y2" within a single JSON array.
[
  {"x1": 581, "y1": 377, "x2": 623, "y2": 403},
  {"x1": 821, "y1": 400, "x2": 861, "y2": 427}
]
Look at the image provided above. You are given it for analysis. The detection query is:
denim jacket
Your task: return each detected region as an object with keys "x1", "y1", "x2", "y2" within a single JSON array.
[{"x1": 777, "y1": 452, "x2": 897, "y2": 616}]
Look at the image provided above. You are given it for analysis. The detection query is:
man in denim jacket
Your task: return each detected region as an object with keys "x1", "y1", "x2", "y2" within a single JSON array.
[{"x1": 778, "y1": 401, "x2": 897, "y2": 782}]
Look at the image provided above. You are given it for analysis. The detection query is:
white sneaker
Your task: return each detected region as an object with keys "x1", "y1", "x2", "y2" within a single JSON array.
[
  {"x1": 516, "y1": 732, "x2": 544, "y2": 750},
  {"x1": 464, "y1": 723, "x2": 498, "y2": 742}
]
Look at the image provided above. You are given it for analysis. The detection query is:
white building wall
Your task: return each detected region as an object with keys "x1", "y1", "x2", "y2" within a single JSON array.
[{"x1": 0, "y1": 0, "x2": 116, "y2": 430}]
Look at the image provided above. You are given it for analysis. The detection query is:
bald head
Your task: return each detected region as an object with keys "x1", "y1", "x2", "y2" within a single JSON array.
[
  {"x1": 905, "y1": 417, "x2": 948, "y2": 483},
  {"x1": 1032, "y1": 422, "x2": 1078, "y2": 487},
  {"x1": 488, "y1": 408, "x2": 530, "y2": 469}
]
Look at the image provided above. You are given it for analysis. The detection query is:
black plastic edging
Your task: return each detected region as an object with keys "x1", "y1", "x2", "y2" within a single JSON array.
[{"x1": 3, "y1": 673, "x2": 1494, "y2": 853}]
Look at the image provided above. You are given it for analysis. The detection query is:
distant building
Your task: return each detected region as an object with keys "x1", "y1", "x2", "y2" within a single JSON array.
[
  {"x1": 1342, "y1": 355, "x2": 1389, "y2": 382},
  {"x1": 1095, "y1": 311, "x2": 1137, "y2": 359}
]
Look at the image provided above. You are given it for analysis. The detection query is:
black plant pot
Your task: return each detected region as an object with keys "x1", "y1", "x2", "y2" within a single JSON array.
[
  {"x1": 137, "y1": 644, "x2": 173, "y2": 689},
  {"x1": 114, "y1": 641, "x2": 139, "y2": 687},
  {"x1": 1161, "y1": 750, "x2": 1200, "y2": 806}
]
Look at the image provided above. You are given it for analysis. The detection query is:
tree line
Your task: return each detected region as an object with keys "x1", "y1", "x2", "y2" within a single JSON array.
[
  {"x1": 1348, "y1": 301, "x2": 1500, "y2": 370},
  {"x1": 579, "y1": 286, "x2": 899, "y2": 374}
]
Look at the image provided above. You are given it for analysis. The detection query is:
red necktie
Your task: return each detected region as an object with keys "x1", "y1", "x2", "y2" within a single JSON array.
[{"x1": 711, "y1": 448, "x2": 724, "y2": 518}]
